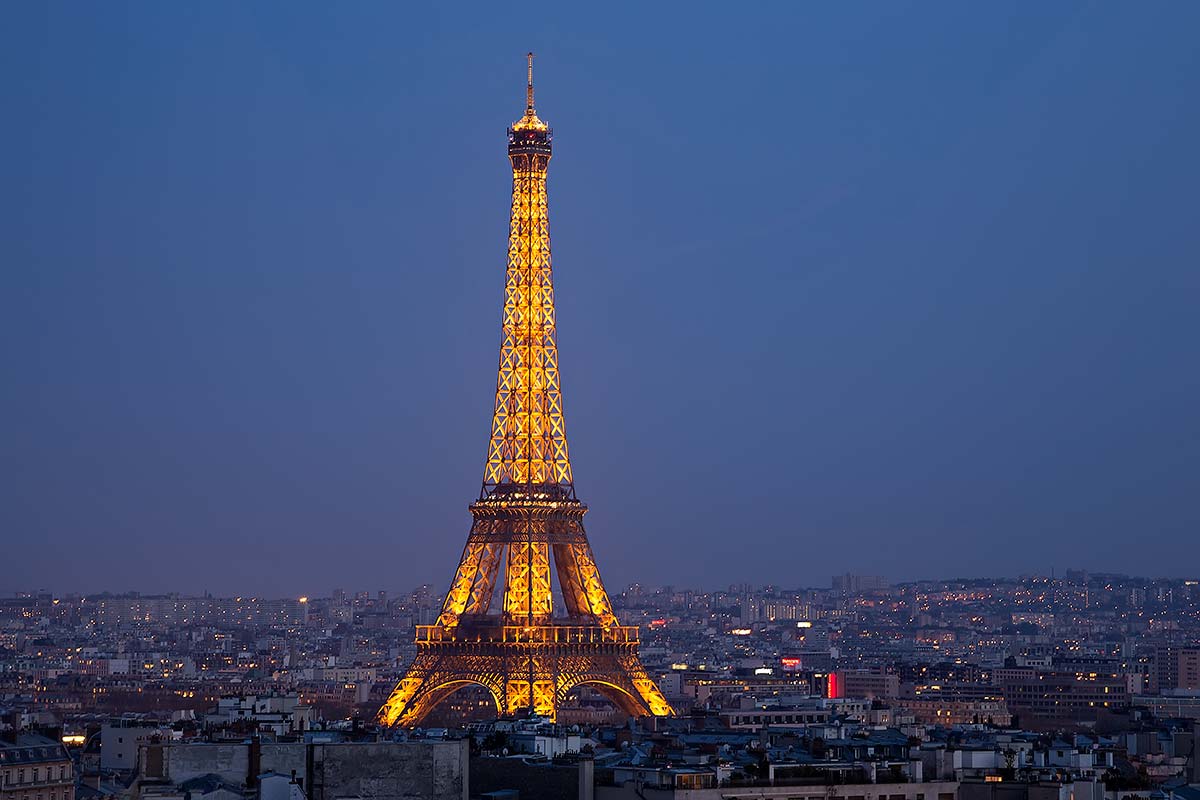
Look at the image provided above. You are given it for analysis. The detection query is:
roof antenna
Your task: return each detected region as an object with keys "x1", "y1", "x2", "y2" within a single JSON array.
[{"x1": 526, "y1": 52, "x2": 535, "y2": 114}]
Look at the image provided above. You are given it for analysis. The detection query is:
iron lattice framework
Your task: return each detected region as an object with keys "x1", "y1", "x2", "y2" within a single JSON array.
[{"x1": 378, "y1": 55, "x2": 671, "y2": 727}]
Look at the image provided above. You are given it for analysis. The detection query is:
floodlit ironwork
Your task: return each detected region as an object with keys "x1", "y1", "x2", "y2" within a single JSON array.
[{"x1": 378, "y1": 54, "x2": 672, "y2": 727}]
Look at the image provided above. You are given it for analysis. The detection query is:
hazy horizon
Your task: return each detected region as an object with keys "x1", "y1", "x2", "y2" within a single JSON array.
[{"x1": 5, "y1": 566, "x2": 1197, "y2": 601}]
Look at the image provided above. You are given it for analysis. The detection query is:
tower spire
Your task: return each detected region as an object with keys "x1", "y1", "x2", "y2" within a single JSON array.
[
  {"x1": 513, "y1": 52, "x2": 548, "y2": 132},
  {"x1": 527, "y1": 52, "x2": 535, "y2": 114}
]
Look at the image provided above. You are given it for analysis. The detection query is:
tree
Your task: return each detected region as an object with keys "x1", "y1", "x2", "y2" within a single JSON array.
[{"x1": 480, "y1": 731, "x2": 508, "y2": 752}]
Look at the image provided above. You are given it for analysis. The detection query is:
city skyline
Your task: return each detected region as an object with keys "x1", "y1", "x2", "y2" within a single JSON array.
[
  {"x1": 7, "y1": 569, "x2": 1200, "y2": 603},
  {"x1": 4, "y1": 4, "x2": 1199, "y2": 598},
  {"x1": 7, "y1": 556, "x2": 1200, "y2": 791}
]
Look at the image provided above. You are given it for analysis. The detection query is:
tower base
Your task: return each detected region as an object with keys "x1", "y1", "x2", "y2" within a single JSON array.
[{"x1": 378, "y1": 623, "x2": 673, "y2": 727}]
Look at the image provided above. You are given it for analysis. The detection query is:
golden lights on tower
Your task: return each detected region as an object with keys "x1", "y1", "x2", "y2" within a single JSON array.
[{"x1": 376, "y1": 54, "x2": 671, "y2": 728}]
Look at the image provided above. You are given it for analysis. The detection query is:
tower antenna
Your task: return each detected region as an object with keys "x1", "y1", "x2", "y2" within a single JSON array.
[{"x1": 526, "y1": 52, "x2": 535, "y2": 114}]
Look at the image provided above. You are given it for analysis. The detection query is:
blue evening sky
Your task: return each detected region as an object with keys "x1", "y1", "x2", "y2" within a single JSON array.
[{"x1": 2, "y1": 3, "x2": 1198, "y2": 596}]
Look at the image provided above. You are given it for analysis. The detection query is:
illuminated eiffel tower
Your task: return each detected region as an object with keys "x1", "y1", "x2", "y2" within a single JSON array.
[{"x1": 377, "y1": 55, "x2": 672, "y2": 727}]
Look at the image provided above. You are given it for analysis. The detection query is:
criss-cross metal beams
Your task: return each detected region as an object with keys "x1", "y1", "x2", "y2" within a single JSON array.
[
  {"x1": 433, "y1": 498, "x2": 618, "y2": 630},
  {"x1": 435, "y1": 498, "x2": 597, "y2": 628},
  {"x1": 482, "y1": 137, "x2": 570, "y2": 494},
  {"x1": 376, "y1": 55, "x2": 669, "y2": 728}
]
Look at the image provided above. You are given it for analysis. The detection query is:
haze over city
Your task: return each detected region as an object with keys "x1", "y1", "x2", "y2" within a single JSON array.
[{"x1": 4, "y1": 3, "x2": 1198, "y2": 598}]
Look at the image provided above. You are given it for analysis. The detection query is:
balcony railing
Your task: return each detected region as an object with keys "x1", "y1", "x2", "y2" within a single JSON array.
[{"x1": 415, "y1": 624, "x2": 639, "y2": 645}]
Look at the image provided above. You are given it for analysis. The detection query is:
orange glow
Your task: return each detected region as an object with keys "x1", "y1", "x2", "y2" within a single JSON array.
[{"x1": 376, "y1": 55, "x2": 669, "y2": 729}]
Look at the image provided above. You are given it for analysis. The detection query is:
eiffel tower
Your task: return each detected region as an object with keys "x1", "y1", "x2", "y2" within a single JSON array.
[{"x1": 377, "y1": 55, "x2": 672, "y2": 727}]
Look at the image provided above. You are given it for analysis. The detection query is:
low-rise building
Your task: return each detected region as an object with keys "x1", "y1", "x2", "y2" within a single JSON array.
[
  {"x1": 0, "y1": 733, "x2": 75, "y2": 800},
  {"x1": 135, "y1": 739, "x2": 468, "y2": 800}
]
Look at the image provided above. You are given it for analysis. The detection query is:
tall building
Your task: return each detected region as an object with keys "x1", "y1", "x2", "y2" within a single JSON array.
[
  {"x1": 832, "y1": 574, "x2": 887, "y2": 593},
  {"x1": 377, "y1": 55, "x2": 670, "y2": 727},
  {"x1": 828, "y1": 668, "x2": 901, "y2": 700},
  {"x1": 1155, "y1": 645, "x2": 1200, "y2": 693},
  {"x1": 996, "y1": 667, "x2": 1127, "y2": 726}
]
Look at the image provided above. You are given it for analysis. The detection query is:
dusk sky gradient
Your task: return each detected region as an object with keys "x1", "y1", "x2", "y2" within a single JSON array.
[{"x1": 3, "y1": 3, "x2": 1198, "y2": 597}]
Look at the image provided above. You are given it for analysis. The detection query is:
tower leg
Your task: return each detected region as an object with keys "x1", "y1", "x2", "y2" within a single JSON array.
[
  {"x1": 553, "y1": 652, "x2": 674, "y2": 718},
  {"x1": 378, "y1": 651, "x2": 504, "y2": 727}
]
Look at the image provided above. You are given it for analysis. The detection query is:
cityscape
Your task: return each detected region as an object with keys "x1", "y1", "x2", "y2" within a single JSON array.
[
  {"x1": 4, "y1": 573, "x2": 1200, "y2": 797},
  {"x1": 5, "y1": 3, "x2": 1199, "y2": 800}
]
